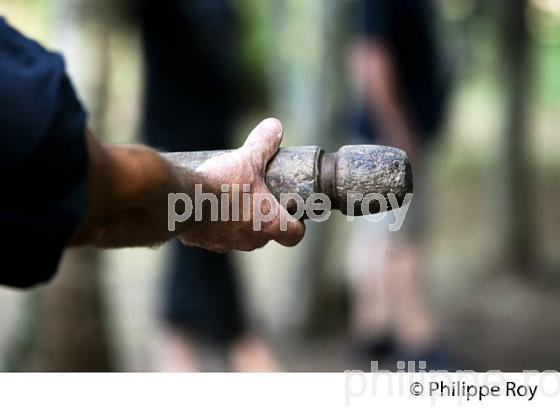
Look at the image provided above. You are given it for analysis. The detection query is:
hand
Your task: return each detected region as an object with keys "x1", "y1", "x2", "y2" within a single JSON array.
[{"x1": 178, "y1": 118, "x2": 306, "y2": 252}]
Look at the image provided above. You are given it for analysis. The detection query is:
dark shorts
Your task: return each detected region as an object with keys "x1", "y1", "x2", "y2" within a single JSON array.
[
  {"x1": 161, "y1": 241, "x2": 246, "y2": 345},
  {"x1": 138, "y1": 0, "x2": 245, "y2": 346}
]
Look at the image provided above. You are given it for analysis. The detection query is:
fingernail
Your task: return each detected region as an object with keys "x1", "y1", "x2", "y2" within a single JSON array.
[{"x1": 262, "y1": 118, "x2": 282, "y2": 139}]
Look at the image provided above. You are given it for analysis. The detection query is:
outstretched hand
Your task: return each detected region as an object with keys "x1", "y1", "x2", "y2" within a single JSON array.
[{"x1": 178, "y1": 118, "x2": 306, "y2": 252}]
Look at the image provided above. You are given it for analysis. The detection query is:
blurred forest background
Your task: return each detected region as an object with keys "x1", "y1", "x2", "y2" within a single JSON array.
[{"x1": 1, "y1": 0, "x2": 560, "y2": 371}]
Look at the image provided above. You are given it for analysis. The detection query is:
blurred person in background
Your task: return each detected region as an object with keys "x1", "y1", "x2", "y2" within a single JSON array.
[
  {"x1": 137, "y1": 0, "x2": 279, "y2": 371},
  {"x1": 346, "y1": 0, "x2": 450, "y2": 368}
]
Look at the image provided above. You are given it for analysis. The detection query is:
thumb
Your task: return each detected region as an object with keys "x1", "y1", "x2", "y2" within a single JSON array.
[{"x1": 242, "y1": 117, "x2": 283, "y2": 164}]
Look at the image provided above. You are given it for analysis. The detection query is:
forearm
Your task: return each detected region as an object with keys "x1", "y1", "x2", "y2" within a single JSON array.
[
  {"x1": 70, "y1": 118, "x2": 305, "y2": 253},
  {"x1": 360, "y1": 42, "x2": 416, "y2": 150},
  {"x1": 70, "y1": 129, "x2": 196, "y2": 247}
]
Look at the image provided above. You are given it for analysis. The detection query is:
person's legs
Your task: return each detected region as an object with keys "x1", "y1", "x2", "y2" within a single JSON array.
[
  {"x1": 157, "y1": 241, "x2": 241, "y2": 369},
  {"x1": 381, "y1": 155, "x2": 453, "y2": 369},
  {"x1": 156, "y1": 241, "x2": 280, "y2": 371},
  {"x1": 346, "y1": 218, "x2": 436, "y2": 364},
  {"x1": 345, "y1": 152, "x2": 438, "y2": 363},
  {"x1": 156, "y1": 330, "x2": 280, "y2": 372},
  {"x1": 385, "y1": 154, "x2": 436, "y2": 355},
  {"x1": 139, "y1": 0, "x2": 279, "y2": 372},
  {"x1": 383, "y1": 238, "x2": 435, "y2": 353},
  {"x1": 346, "y1": 216, "x2": 394, "y2": 355},
  {"x1": 156, "y1": 326, "x2": 201, "y2": 372},
  {"x1": 229, "y1": 333, "x2": 279, "y2": 372}
]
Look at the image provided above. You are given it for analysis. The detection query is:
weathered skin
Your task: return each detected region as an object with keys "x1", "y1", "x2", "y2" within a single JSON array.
[{"x1": 164, "y1": 144, "x2": 413, "y2": 216}]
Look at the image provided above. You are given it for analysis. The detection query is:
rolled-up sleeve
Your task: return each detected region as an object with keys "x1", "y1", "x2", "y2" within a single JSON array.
[{"x1": 0, "y1": 18, "x2": 88, "y2": 288}]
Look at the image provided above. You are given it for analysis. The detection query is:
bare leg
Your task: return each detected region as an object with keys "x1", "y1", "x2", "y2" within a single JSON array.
[
  {"x1": 347, "y1": 224, "x2": 392, "y2": 343},
  {"x1": 384, "y1": 239, "x2": 434, "y2": 353},
  {"x1": 155, "y1": 326, "x2": 201, "y2": 372},
  {"x1": 346, "y1": 218, "x2": 435, "y2": 355},
  {"x1": 230, "y1": 334, "x2": 279, "y2": 372}
]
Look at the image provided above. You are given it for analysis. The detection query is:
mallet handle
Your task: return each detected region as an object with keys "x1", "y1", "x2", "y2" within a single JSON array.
[{"x1": 163, "y1": 145, "x2": 412, "y2": 215}]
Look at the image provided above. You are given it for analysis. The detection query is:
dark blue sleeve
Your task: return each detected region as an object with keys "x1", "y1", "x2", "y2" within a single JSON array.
[{"x1": 0, "y1": 18, "x2": 88, "y2": 288}]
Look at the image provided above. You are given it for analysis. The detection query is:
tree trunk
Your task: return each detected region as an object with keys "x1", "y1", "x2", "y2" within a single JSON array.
[{"x1": 502, "y1": 0, "x2": 535, "y2": 272}]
